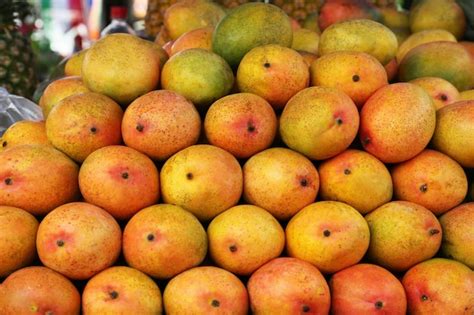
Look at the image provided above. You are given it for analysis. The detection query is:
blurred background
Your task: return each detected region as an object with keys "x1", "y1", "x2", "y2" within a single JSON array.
[{"x1": 26, "y1": 0, "x2": 148, "y2": 82}]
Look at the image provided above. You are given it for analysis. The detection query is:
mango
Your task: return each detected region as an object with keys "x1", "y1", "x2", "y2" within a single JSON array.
[
  {"x1": 409, "y1": 0, "x2": 466, "y2": 39},
  {"x1": 212, "y1": 2, "x2": 293, "y2": 68},
  {"x1": 319, "y1": 19, "x2": 398, "y2": 65},
  {"x1": 399, "y1": 41, "x2": 474, "y2": 91}
]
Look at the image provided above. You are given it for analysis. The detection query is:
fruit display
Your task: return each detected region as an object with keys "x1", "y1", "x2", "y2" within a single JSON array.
[{"x1": 1, "y1": 0, "x2": 474, "y2": 314}]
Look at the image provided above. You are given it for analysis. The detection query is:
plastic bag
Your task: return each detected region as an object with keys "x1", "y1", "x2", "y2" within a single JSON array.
[{"x1": 0, "y1": 87, "x2": 44, "y2": 137}]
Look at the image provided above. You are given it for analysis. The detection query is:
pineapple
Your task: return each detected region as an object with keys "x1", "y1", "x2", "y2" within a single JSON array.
[
  {"x1": 271, "y1": 0, "x2": 321, "y2": 24},
  {"x1": 145, "y1": 0, "x2": 179, "y2": 37},
  {"x1": 0, "y1": 0, "x2": 36, "y2": 99}
]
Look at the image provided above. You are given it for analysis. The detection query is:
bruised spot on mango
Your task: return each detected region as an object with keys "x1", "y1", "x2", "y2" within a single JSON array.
[
  {"x1": 103, "y1": 285, "x2": 120, "y2": 301},
  {"x1": 429, "y1": 228, "x2": 440, "y2": 236},
  {"x1": 296, "y1": 174, "x2": 314, "y2": 190},
  {"x1": 146, "y1": 230, "x2": 162, "y2": 243},
  {"x1": 45, "y1": 231, "x2": 74, "y2": 252},
  {"x1": 136, "y1": 123, "x2": 144, "y2": 132},
  {"x1": 300, "y1": 178, "x2": 308, "y2": 187},
  {"x1": 438, "y1": 94, "x2": 448, "y2": 102},
  {"x1": 247, "y1": 121, "x2": 256, "y2": 133},
  {"x1": 419, "y1": 184, "x2": 428, "y2": 193},
  {"x1": 362, "y1": 136, "x2": 371, "y2": 146}
]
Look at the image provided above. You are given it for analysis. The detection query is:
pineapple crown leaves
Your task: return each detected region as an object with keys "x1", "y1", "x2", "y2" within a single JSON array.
[{"x1": 0, "y1": 0, "x2": 35, "y2": 27}]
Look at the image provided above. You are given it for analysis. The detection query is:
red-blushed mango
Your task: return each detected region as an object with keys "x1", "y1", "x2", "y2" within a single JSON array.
[
  {"x1": 82, "y1": 266, "x2": 163, "y2": 314},
  {"x1": 280, "y1": 86, "x2": 359, "y2": 160},
  {"x1": 291, "y1": 28, "x2": 319, "y2": 54},
  {"x1": 79, "y1": 145, "x2": 160, "y2": 220},
  {"x1": 319, "y1": 19, "x2": 398, "y2": 65},
  {"x1": 123, "y1": 204, "x2": 207, "y2": 279},
  {"x1": 164, "y1": 0, "x2": 225, "y2": 40},
  {"x1": 212, "y1": 2, "x2": 293, "y2": 68},
  {"x1": 359, "y1": 83, "x2": 436, "y2": 163},
  {"x1": 248, "y1": 257, "x2": 330, "y2": 315},
  {"x1": 432, "y1": 100, "x2": 474, "y2": 168},
  {"x1": 330, "y1": 264, "x2": 407, "y2": 314},
  {"x1": 46, "y1": 92, "x2": 123, "y2": 163},
  {"x1": 440, "y1": 203, "x2": 474, "y2": 269},
  {"x1": 391, "y1": 149, "x2": 467, "y2": 216},
  {"x1": 170, "y1": 27, "x2": 213, "y2": 56},
  {"x1": 163, "y1": 266, "x2": 248, "y2": 314},
  {"x1": 162, "y1": 40, "x2": 173, "y2": 56},
  {"x1": 36, "y1": 202, "x2": 122, "y2": 280},
  {"x1": 398, "y1": 41, "x2": 474, "y2": 91},
  {"x1": 318, "y1": 0, "x2": 381, "y2": 31},
  {"x1": 0, "y1": 120, "x2": 50, "y2": 152},
  {"x1": 208, "y1": 205, "x2": 285, "y2": 276},
  {"x1": 365, "y1": 201, "x2": 442, "y2": 272},
  {"x1": 310, "y1": 51, "x2": 388, "y2": 108},
  {"x1": 160, "y1": 144, "x2": 243, "y2": 221},
  {"x1": 82, "y1": 34, "x2": 160, "y2": 105},
  {"x1": 161, "y1": 48, "x2": 234, "y2": 109},
  {"x1": 460, "y1": 89, "x2": 474, "y2": 101},
  {"x1": 396, "y1": 29, "x2": 457, "y2": 64},
  {"x1": 0, "y1": 145, "x2": 79, "y2": 216},
  {"x1": 384, "y1": 58, "x2": 398, "y2": 82},
  {"x1": 204, "y1": 93, "x2": 277, "y2": 158},
  {"x1": 410, "y1": 77, "x2": 460, "y2": 110},
  {"x1": 236, "y1": 44, "x2": 309, "y2": 110},
  {"x1": 243, "y1": 147, "x2": 319, "y2": 221},
  {"x1": 409, "y1": 0, "x2": 466, "y2": 39},
  {"x1": 122, "y1": 90, "x2": 201, "y2": 161},
  {"x1": 39, "y1": 76, "x2": 89, "y2": 118},
  {"x1": 0, "y1": 206, "x2": 38, "y2": 277},
  {"x1": 402, "y1": 258, "x2": 474, "y2": 314},
  {"x1": 64, "y1": 49, "x2": 87, "y2": 77},
  {"x1": 290, "y1": 17, "x2": 301, "y2": 30},
  {"x1": 460, "y1": 41, "x2": 474, "y2": 59},
  {"x1": 286, "y1": 201, "x2": 370, "y2": 274},
  {"x1": 0, "y1": 266, "x2": 80, "y2": 315},
  {"x1": 319, "y1": 149, "x2": 392, "y2": 215}
]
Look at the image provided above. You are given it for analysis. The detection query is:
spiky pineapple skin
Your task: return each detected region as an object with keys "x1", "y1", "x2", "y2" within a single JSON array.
[{"x1": 0, "y1": 26, "x2": 36, "y2": 99}]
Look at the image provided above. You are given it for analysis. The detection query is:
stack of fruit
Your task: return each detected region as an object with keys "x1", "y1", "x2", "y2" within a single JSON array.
[{"x1": 1, "y1": 0, "x2": 473, "y2": 314}]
